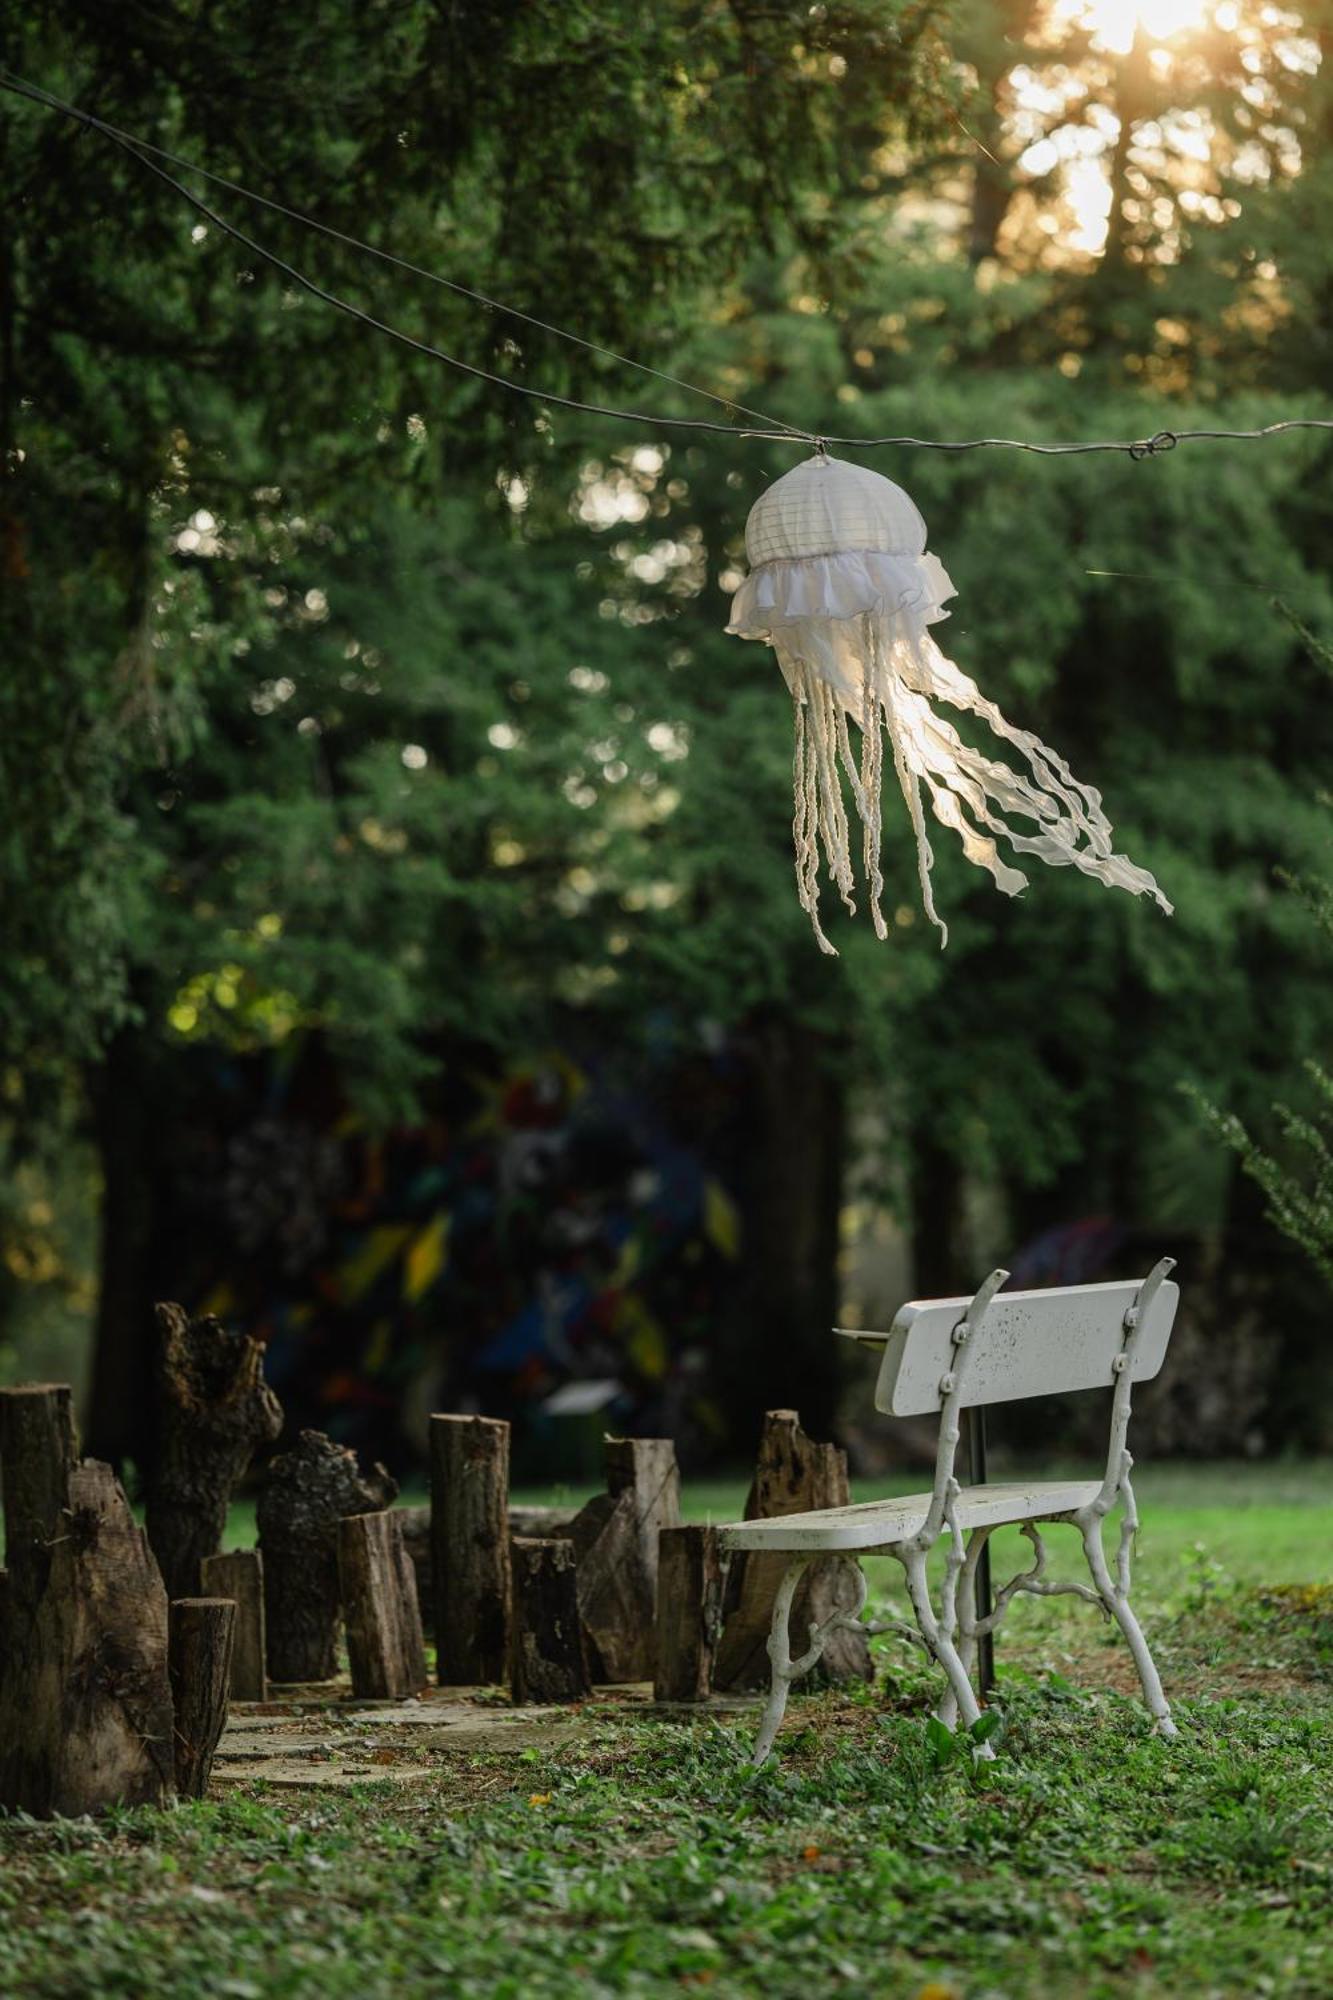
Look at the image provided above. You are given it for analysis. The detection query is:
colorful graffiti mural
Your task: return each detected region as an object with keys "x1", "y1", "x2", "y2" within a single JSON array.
[{"x1": 168, "y1": 1032, "x2": 749, "y2": 1470}]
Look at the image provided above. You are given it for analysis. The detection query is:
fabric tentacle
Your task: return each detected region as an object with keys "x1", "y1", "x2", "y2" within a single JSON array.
[{"x1": 731, "y1": 457, "x2": 1170, "y2": 951}]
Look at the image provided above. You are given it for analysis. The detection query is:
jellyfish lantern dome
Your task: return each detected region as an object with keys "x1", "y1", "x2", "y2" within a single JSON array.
[{"x1": 727, "y1": 451, "x2": 1171, "y2": 951}]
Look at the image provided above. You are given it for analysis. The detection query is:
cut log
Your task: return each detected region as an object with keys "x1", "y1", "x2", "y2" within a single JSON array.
[
  {"x1": 654, "y1": 1524, "x2": 725, "y2": 1703},
  {"x1": 712, "y1": 1409, "x2": 870, "y2": 1692},
  {"x1": 337, "y1": 1511, "x2": 427, "y2": 1700},
  {"x1": 200, "y1": 1550, "x2": 268, "y2": 1702},
  {"x1": 398, "y1": 1504, "x2": 433, "y2": 1639},
  {"x1": 257, "y1": 1431, "x2": 397, "y2": 1682},
  {"x1": 145, "y1": 1303, "x2": 283, "y2": 1601},
  {"x1": 0, "y1": 1382, "x2": 78, "y2": 1564},
  {"x1": 169, "y1": 1598, "x2": 236, "y2": 1799},
  {"x1": 604, "y1": 1437, "x2": 680, "y2": 1600},
  {"x1": 429, "y1": 1415, "x2": 511, "y2": 1686},
  {"x1": 0, "y1": 1385, "x2": 175, "y2": 1816},
  {"x1": 567, "y1": 1487, "x2": 637, "y2": 1677},
  {"x1": 510, "y1": 1537, "x2": 591, "y2": 1704},
  {"x1": 395, "y1": 1502, "x2": 583, "y2": 1640},
  {"x1": 568, "y1": 1436, "x2": 681, "y2": 1682},
  {"x1": 508, "y1": 1503, "x2": 579, "y2": 1540}
]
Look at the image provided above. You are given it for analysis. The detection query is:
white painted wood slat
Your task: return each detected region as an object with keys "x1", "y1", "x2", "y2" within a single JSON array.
[
  {"x1": 860, "y1": 1278, "x2": 1178, "y2": 1417},
  {"x1": 718, "y1": 1479, "x2": 1102, "y2": 1553}
]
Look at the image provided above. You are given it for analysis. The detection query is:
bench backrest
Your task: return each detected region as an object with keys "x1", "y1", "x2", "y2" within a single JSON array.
[{"x1": 872, "y1": 1277, "x2": 1179, "y2": 1418}]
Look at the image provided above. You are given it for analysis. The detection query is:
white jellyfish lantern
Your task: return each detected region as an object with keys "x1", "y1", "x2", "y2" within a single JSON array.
[{"x1": 727, "y1": 452, "x2": 1171, "y2": 951}]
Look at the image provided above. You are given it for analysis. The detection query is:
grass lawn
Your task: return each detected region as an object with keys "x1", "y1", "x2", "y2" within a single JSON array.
[{"x1": 2, "y1": 1464, "x2": 1329, "y2": 1998}]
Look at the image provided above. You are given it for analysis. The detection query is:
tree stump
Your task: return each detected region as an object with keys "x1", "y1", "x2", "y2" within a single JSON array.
[
  {"x1": 145, "y1": 1303, "x2": 283, "y2": 1601},
  {"x1": 396, "y1": 1502, "x2": 575, "y2": 1650},
  {"x1": 509, "y1": 1503, "x2": 579, "y2": 1539},
  {"x1": 397, "y1": 1504, "x2": 433, "y2": 1639},
  {"x1": 0, "y1": 1384, "x2": 175, "y2": 1816},
  {"x1": 429, "y1": 1415, "x2": 511, "y2": 1686},
  {"x1": 712, "y1": 1409, "x2": 870, "y2": 1691},
  {"x1": 510, "y1": 1538, "x2": 591, "y2": 1704},
  {"x1": 200, "y1": 1550, "x2": 267, "y2": 1702},
  {"x1": 337, "y1": 1512, "x2": 427, "y2": 1700},
  {"x1": 654, "y1": 1524, "x2": 725, "y2": 1703},
  {"x1": 257, "y1": 1431, "x2": 397, "y2": 1682},
  {"x1": 605, "y1": 1437, "x2": 680, "y2": 1601},
  {"x1": 568, "y1": 1436, "x2": 681, "y2": 1682},
  {"x1": 169, "y1": 1598, "x2": 236, "y2": 1799}
]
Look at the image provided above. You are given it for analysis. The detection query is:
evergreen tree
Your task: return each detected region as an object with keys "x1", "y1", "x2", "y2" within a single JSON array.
[
  {"x1": 1, "y1": 1, "x2": 949, "y2": 1452},
  {"x1": 4, "y1": 2, "x2": 1332, "y2": 1456}
]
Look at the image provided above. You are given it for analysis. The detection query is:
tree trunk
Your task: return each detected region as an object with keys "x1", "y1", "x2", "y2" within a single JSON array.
[
  {"x1": 713, "y1": 1409, "x2": 870, "y2": 1692},
  {"x1": 0, "y1": 1385, "x2": 175, "y2": 1816},
  {"x1": 256, "y1": 1431, "x2": 397, "y2": 1682},
  {"x1": 145, "y1": 1303, "x2": 283, "y2": 1600},
  {"x1": 969, "y1": 160, "x2": 1012, "y2": 265},
  {"x1": 960, "y1": 0, "x2": 1041, "y2": 263},
  {"x1": 1095, "y1": 31, "x2": 1153, "y2": 294},
  {"x1": 910, "y1": 1128, "x2": 968, "y2": 1298},
  {"x1": 723, "y1": 1015, "x2": 846, "y2": 1444},
  {"x1": 168, "y1": 1597, "x2": 235, "y2": 1799},
  {"x1": 86, "y1": 1027, "x2": 163, "y2": 1469}
]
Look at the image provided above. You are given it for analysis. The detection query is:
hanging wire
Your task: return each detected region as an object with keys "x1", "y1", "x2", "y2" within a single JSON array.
[
  {"x1": 0, "y1": 69, "x2": 809, "y2": 442},
  {"x1": 4, "y1": 68, "x2": 1332, "y2": 463},
  {"x1": 1, "y1": 69, "x2": 802, "y2": 442}
]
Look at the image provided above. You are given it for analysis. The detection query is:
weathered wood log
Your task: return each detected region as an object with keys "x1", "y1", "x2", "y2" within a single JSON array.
[
  {"x1": 398, "y1": 1504, "x2": 433, "y2": 1639},
  {"x1": 566, "y1": 1487, "x2": 635, "y2": 1672},
  {"x1": 712, "y1": 1409, "x2": 870, "y2": 1691},
  {"x1": 169, "y1": 1597, "x2": 236, "y2": 1799},
  {"x1": 0, "y1": 1385, "x2": 175, "y2": 1816},
  {"x1": 509, "y1": 1503, "x2": 579, "y2": 1540},
  {"x1": 400, "y1": 1501, "x2": 571, "y2": 1647},
  {"x1": 604, "y1": 1437, "x2": 680, "y2": 1598},
  {"x1": 510, "y1": 1537, "x2": 591, "y2": 1705},
  {"x1": 145, "y1": 1303, "x2": 283, "y2": 1601},
  {"x1": 0, "y1": 1381, "x2": 78, "y2": 1562},
  {"x1": 257, "y1": 1431, "x2": 397, "y2": 1682},
  {"x1": 654, "y1": 1524, "x2": 725, "y2": 1703},
  {"x1": 429, "y1": 1414, "x2": 511, "y2": 1686},
  {"x1": 337, "y1": 1511, "x2": 427, "y2": 1700},
  {"x1": 200, "y1": 1550, "x2": 268, "y2": 1702},
  {"x1": 568, "y1": 1435, "x2": 681, "y2": 1682}
]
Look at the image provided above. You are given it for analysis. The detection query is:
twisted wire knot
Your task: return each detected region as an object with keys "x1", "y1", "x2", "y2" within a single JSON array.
[{"x1": 1128, "y1": 429, "x2": 1179, "y2": 462}]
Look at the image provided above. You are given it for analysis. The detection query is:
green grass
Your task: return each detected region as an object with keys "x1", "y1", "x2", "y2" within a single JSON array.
[
  {"x1": 519, "y1": 1458, "x2": 1333, "y2": 1591},
  {"x1": 90, "y1": 1453, "x2": 1333, "y2": 1608},
  {"x1": 226, "y1": 1454, "x2": 1332, "y2": 1584},
  {"x1": 3, "y1": 1463, "x2": 1330, "y2": 1998}
]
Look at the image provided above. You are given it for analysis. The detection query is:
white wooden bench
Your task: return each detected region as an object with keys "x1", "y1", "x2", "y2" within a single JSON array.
[{"x1": 718, "y1": 1258, "x2": 1180, "y2": 1764}]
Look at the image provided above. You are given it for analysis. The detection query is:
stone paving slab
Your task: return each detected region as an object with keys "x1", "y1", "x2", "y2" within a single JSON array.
[{"x1": 212, "y1": 1681, "x2": 730, "y2": 1791}]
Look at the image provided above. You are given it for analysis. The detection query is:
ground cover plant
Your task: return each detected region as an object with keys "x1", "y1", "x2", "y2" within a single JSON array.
[{"x1": 2, "y1": 1468, "x2": 1327, "y2": 2000}]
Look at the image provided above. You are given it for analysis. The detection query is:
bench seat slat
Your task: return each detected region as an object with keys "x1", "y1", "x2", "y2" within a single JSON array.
[{"x1": 717, "y1": 1479, "x2": 1101, "y2": 1553}]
